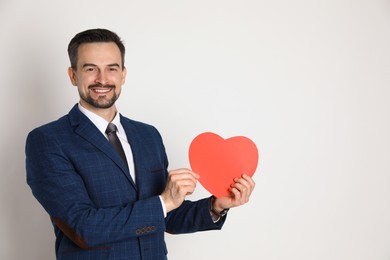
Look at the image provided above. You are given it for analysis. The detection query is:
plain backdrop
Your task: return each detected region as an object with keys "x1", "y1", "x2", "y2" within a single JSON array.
[{"x1": 1, "y1": 0, "x2": 390, "y2": 259}]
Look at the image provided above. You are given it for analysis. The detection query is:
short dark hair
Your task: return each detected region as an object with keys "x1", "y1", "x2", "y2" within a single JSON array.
[{"x1": 68, "y1": 28, "x2": 125, "y2": 69}]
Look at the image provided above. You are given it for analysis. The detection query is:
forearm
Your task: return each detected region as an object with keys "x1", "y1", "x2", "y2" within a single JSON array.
[{"x1": 165, "y1": 197, "x2": 225, "y2": 234}]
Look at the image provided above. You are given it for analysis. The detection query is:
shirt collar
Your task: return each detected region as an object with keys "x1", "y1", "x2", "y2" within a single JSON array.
[{"x1": 78, "y1": 103, "x2": 122, "y2": 137}]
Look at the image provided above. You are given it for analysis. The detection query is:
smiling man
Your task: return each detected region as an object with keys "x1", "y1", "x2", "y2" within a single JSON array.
[
  {"x1": 68, "y1": 41, "x2": 124, "y2": 112},
  {"x1": 25, "y1": 28, "x2": 255, "y2": 260}
]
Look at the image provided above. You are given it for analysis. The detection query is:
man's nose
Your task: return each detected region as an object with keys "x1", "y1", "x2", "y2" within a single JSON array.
[{"x1": 95, "y1": 71, "x2": 108, "y2": 85}]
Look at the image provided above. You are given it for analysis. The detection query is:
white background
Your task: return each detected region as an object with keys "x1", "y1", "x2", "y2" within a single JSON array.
[{"x1": 1, "y1": 0, "x2": 390, "y2": 259}]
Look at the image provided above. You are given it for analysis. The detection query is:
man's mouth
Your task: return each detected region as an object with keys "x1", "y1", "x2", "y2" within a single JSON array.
[
  {"x1": 92, "y1": 88, "x2": 111, "y2": 93},
  {"x1": 89, "y1": 84, "x2": 115, "y2": 94}
]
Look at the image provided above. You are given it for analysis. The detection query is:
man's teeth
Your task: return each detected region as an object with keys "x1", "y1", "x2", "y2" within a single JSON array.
[{"x1": 94, "y1": 89, "x2": 110, "y2": 93}]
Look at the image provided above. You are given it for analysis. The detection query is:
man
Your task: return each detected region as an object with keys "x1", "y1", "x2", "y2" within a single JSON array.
[{"x1": 26, "y1": 28, "x2": 255, "y2": 260}]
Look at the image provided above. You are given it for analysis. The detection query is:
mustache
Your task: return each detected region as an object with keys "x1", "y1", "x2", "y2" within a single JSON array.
[{"x1": 88, "y1": 83, "x2": 115, "y2": 89}]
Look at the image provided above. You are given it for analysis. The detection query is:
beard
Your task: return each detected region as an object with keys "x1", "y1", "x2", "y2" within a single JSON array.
[{"x1": 80, "y1": 84, "x2": 120, "y2": 109}]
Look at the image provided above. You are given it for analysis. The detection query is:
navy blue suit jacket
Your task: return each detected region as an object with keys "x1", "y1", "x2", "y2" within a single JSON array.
[{"x1": 26, "y1": 105, "x2": 225, "y2": 260}]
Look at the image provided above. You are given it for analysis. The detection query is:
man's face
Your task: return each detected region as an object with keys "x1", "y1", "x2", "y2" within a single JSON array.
[{"x1": 68, "y1": 42, "x2": 126, "y2": 111}]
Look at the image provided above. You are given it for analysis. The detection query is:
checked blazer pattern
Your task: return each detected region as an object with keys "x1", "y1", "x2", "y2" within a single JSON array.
[{"x1": 26, "y1": 104, "x2": 225, "y2": 260}]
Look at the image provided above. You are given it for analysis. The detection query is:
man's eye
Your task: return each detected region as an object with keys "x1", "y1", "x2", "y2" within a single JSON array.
[
  {"x1": 86, "y1": 68, "x2": 94, "y2": 71},
  {"x1": 109, "y1": 68, "x2": 118, "y2": 71}
]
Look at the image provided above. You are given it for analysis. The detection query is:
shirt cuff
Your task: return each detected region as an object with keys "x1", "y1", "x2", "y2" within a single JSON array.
[
  {"x1": 210, "y1": 211, "x2": 221, "y2": 223},
  {"x1": 159, "y1": 195, "x2": 167, "y2": 218}
]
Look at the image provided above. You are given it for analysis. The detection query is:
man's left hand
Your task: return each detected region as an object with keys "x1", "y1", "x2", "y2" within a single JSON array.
[{"x1": 213, "y1": 174, "x2": 256, "y2": 213}]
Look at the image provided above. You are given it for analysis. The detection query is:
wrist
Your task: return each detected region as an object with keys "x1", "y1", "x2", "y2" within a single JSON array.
[
  {"x1": 161, "y1": 193, "x2": 175, "y2": 213},
  {"x1": 210, "y1": 196, "x2": 229, "y2": 218}
]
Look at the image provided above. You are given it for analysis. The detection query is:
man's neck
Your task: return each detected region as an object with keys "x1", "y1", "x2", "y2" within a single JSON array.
[{"x1": 79, "y1": 101, "x2": 117, "y2": 123}]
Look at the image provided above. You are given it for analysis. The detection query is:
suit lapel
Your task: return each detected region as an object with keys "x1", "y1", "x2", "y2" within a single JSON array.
[
  {"x1": 120, "y1": 115, "x2": 147, "y2": 195},
  {"x1": 68, "y1": 105, "x2": 137, "y2": 190}
]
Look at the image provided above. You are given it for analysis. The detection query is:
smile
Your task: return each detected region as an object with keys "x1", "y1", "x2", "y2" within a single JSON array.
[{"x1": 93, "y1": 88, "x2": 112, "y2": 93}]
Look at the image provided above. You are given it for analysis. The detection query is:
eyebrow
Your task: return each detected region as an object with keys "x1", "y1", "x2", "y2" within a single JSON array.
[
  {"x1": 107, "y1": 63, "x2": 121, "y2": 68},
  {"x1": 82, "y1": 63, "x2": 121, "y2": 68}
]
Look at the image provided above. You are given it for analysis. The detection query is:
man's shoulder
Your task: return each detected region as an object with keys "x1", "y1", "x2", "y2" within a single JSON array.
[
  {"x1": 31, "y1": 114, "x2": 69, "y2": 132},
  {"x1": 120, "y1": 115, "x2": 164, "y2": 143},
  {"x1": 26, "y1": 114, "x2": 71, "y2": 142},
  {"x1": 29, "y1": 105, "x2": 80, "y2": 133},
  {"x1": 120, "y1": 115, "x2": 158, "y2": 132}
]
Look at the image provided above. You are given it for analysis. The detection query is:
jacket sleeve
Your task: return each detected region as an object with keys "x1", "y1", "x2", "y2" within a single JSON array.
[
  {"x1": 25, "y1": 129, "x2": 166, "y2": 249},
  {"x1": 165, "y1": 197, "x2": 226, "y2": 234}
]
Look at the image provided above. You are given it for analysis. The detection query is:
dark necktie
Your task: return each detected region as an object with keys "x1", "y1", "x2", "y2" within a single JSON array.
[{"x1": 105, "y1": 123, "x2": 128, "y2": 168}]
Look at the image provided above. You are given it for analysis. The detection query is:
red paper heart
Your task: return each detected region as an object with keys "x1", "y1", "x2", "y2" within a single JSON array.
[{"x1": 189, "y1": 132, "x2": 259, "y2": 198}]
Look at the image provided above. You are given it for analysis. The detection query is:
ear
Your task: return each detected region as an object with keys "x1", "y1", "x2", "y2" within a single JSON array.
[
  {"x1": 67, "y1": 67, "x2": 78, "y2": 86},
  {"x1": 121, "y1": 67, "x2": 127, "y2": 85}
]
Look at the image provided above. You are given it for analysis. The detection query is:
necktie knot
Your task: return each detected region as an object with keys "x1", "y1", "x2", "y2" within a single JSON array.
[{"x1": 106, "y1": 123, "x2": 118, "y2": 135}]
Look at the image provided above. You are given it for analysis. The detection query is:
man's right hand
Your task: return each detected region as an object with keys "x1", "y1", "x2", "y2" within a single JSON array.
[{"x1": 160, "y1": 168, "x2": 200, "y2": 213}]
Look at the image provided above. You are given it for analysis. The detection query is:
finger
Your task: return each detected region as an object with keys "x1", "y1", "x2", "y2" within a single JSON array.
[
  {"x1": 170, "y1": 174, "x2": 199, "y2": 187},
  {"x1": 242, "y1": 174, "x2": 256, "y2": 189},
  {"x1": 232, "y1": 180, "x2": 248, "y2": 193},
  {"x1": 184, "y1": 185, "x2": 196, "y2": 195},
  {"x1": 235, "y1": 175, "x2": 255, "y2": 195},
  {"x1": 170, "y1": 167, "x2": 191, "y2": 173},
  {"x1": 175, "y1": 178, "x2": 197, "y2": 188},
  {"x1": 169, "y1": 168, "x2": 199, "y2": 179},
  {"x1": 234, "y1": 177, "x2": 250, "y2": 189},
  {"x1": 177, "y1": 182, "x2": 197, "y2": 196},
  {"x1": 232, "y1": 178, "x2": 253, "y2": 202},
  {"x1": 231, "y1": 183, "x2": 249, "y2": 203},
  {"x1": 229, "y1": 186, "x2": 241, "y2": 201},
  {"x1": 169, "y1": 168, "x2": 200, "y2": 179}
]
